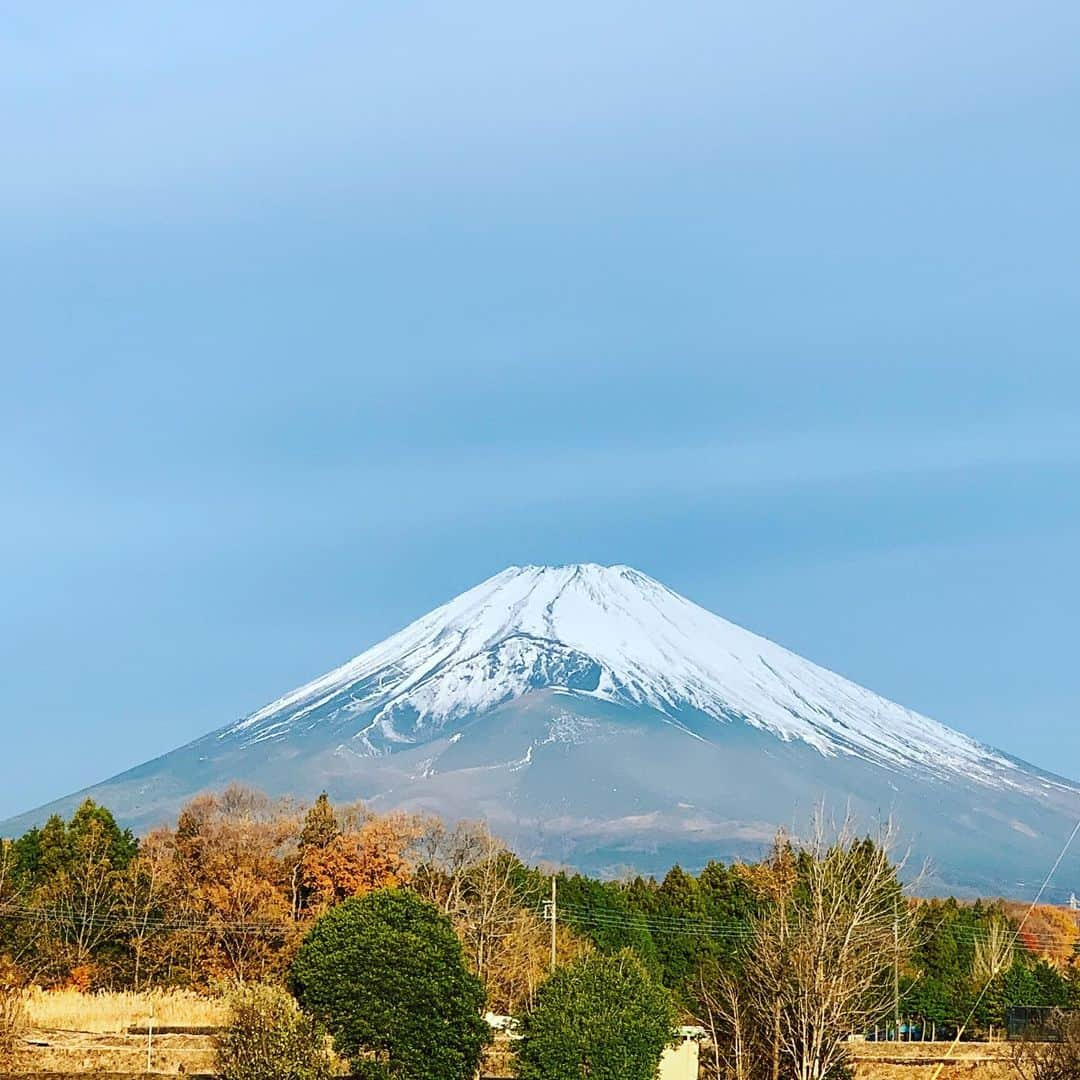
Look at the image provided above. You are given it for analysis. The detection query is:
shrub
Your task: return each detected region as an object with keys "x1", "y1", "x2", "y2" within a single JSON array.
[
  {"x1": 0, "y1": 984, "x2": 26, "y2": 1071},
  {"x1": 214, "y1": 983, "x2": 333, "y2": 1080},
  {"x1": 1010, "y1": 1009, "x2": 1080, "y2": 1080},
  {"x1": 515, "y1": 950, "x2": 677, "y2": 1080},
  {"x1": 292, "y1": 888, "x2": 490, "y2": 1080}
]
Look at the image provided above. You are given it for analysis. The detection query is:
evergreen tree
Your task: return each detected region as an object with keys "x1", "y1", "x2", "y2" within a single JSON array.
[
  {"x1": 625, "y1": 875, "x2": 656, "y2": 916},
  {"x1": 36, "y1": 815, "x2": 72, "y2": 882},
  {"x1": 697, "y1": 860, "x2": 758, "y2": 970},
  {"x1": 516, "y1": 951, "x2": 676, "y2": 1080},
  {"x1": 10, "y1": 827, "x2": 42, "y2": 887},
  {"x1": 67, "y1": 801, "x2": 138, "y2": 869},
  {"x1": 549, "y1": 873, "x2": 659, "y2": 978},
  {"x1": 651, "y1": 865, "x2": 713, "y2": 994},
  {"x1": 292, "y1": 888, "x2": 490, "y2": 1080},
  {"x1": 299, "y1": 794, "x2": 339, "y2": 851}
]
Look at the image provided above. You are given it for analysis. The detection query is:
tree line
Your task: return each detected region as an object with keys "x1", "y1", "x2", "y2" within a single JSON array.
[{"x1": 2, "y1": 788, "x2": 1079, "y2": 1078}]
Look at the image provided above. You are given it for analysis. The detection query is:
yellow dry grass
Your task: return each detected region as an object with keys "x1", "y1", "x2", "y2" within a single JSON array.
[{"x1": 23, "y1": 987, "x2": 227, "y2": 1034}]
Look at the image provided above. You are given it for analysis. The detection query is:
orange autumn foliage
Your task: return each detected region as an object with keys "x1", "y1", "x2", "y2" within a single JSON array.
[
  {"x1": 5, "y1": 786, "x2": 584, "y2": 1003},
  {"x1": 168, "y1": 787, "x2": 300, "y2": 983},
  {"x1": 1001, "y1": 901, "x2": 1080, "y2": 967},
  {"x1": 64, "y1": 965, "x2": 96, "y2": 993},
  {"x1": 300, "y1": 817, "x2": 416, "y2": 912}
]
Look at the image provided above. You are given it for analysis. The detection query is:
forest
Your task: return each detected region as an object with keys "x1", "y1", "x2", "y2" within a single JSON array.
[{"x1": 1, "y1": 787, "x2": 1077, "y2": 1045}]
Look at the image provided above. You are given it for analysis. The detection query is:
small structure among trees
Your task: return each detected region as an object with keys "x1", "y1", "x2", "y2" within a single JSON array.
[
  {"x1": 1009, "y1": 1008, "x2": 1080, "y2": 1080},
  {"x1": 5, "y1": 789, "x2": 1080, "y2": 1080}
]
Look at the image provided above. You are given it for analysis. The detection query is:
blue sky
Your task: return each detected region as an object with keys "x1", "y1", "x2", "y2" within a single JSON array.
[{"x1": 2, "y1": 1, "x2": 1079, "y2": 819}]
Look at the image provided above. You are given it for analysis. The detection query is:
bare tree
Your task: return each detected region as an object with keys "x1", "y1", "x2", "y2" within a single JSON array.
[
  {"x1": 0, "y1": 980, "x2": 26, "y2": 1073},
  {"x1": 0, "y1": 839, "x2": 41, "y2": 977},
  {"x1": 0, "y1": 841, "x2": 19, "y2": 918},
  {"x1": 698, "y1": 966, "x2": 753, "y2": 1080},
  {"x1": 973, "y1": 913, "x2": 1014, "y2": 988},
  {"x1": 115, "y1": 830, "x2": 180, "y2": 990},
  {"x1": 409, "y1": 819, "x2": 589, "y2": 1012},
  {"x1": 1010, "y1": 1009, "x2": 1080, "y2": 1080},
  {"x1": 0, "y1": 849, "x2": 27, "y2": 1069},
  {"x1": 458, "y1": 832, "x2": 524, "y2": 988},
  {"x1": 703, "y1": 811, "x2": 918, "y2": 1080},
  {"x1": 484, "y1": 906, "x2": 591, "y2": 1016},
  {"x1": 413, "y1": 823, "x2": 532, "y2": 997},
  {"x1": 410, "y1": 818, "x2": 491, "y2": 916}
]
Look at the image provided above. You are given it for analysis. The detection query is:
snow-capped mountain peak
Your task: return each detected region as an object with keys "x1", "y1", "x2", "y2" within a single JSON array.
[
  {"x1": 224, "y1": 563, "x2": 1015, "y2": 786},
  {"x1": 9, "y1": 562, "x2": 1080, "y2": 896}
]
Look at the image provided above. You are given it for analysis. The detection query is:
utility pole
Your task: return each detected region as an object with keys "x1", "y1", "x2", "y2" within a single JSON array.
[
  {"x1": 146, "y1": 1007, "x2": 154, "y2": 1073},
  {"x1": 893, "y1": 898, "x2": 901, "y2": 1041},
  {"x1": 550, "y1": 877, "x2": 557, "y2": 973}
]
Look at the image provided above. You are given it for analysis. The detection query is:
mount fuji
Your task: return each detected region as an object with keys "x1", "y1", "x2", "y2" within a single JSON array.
[{"x1": 5, "y1": 564, "x2": 1078, "y2": 895}]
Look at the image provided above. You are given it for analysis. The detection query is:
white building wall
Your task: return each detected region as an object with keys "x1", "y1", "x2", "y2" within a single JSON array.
[{"x1": 659, "y1": 1037, "x2": 699, "y2": 1080}]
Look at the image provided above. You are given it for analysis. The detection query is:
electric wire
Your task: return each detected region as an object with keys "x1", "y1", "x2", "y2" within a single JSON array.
[{"x1": 929, "y1": 816, "x2": 1080, "y2": 1079}]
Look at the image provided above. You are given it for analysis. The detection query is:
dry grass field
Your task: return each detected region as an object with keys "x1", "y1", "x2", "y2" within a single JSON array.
[
  {"x1": 3, "y1": 992, "x2": 1019, "y2": 1079},
  {"x1": 850, "y1": 1041, "x2": 1012, "y2": 1080},
  {"x1": 23, "y1": 987, "x2": 227, "y2": 1034}
]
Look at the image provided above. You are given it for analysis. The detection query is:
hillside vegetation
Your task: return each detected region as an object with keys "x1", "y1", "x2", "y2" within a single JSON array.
[{"x1": 3, "y1": 789, "x2": 1080, "y2": 1076}]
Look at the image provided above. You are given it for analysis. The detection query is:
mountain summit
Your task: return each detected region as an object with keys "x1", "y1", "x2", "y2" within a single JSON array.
[
  {"x1": 230, "y1": 564, "x2": 1011, "y2": 784},
  {"x1": 5, "y1": 564, "x2": 1078, "y2": 895}
]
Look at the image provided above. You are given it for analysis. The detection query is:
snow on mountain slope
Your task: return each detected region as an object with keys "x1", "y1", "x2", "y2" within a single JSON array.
[
  {"x1": 224, "y1": 564, "x2": 1019, "y2": 786},
  {"x1": 7, "y1": 562, "x2": 1080, "y2": 894}
]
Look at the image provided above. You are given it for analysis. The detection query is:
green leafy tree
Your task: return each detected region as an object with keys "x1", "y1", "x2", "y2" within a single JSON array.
[
  {"x1": 10, "y1": 828, "x2": 42, "y2": 888},
  {"x1": 651, "y1": 865, "x2": 714, "y2": 995},
  {"x1": 291, "y1": 888, "x2": 490, "y2": 1080},
  {"x1": 1032, "y1": 958, "x2": 1071, "y2": 1008},
  {"x1": 696, "y1": 860, "x2": 759, "y2": 971},
  {"x1": 996, "y1": 956, "x2": 1071, "y2": 1021},
  {"x1": 902, "y1": 898, "x2": 1074, "y2": 1032},
  {"x1": 20, "y1": 800, "x2": 139, "y2": 983},
  {"x1": 68, "y1": 801, "x2": 138, "y2": 869},
  {"x1": 36, "y1": 816, "x2": 72, "y2": 882},
  {"x1": 625, "y1": 875, "x2": 656, "y2": 915},
  {"x1": 516, "y1": 950, "x2": 677, "y2": 1080},
  {"x1": 215, "y1": 983, "x2": 333, "y2": 1080}
]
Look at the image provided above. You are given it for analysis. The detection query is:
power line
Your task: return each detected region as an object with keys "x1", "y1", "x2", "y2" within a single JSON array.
[
  {"x1": 929, "y1": 817, "x2": 1080, "y2": 1080},
  {"x1": 0, "y1": 902, "x2": 292, "y2": 936},
  {"x1": 3, "y1": 882, "x2": 1079, "y2": 948},
  {"x1": 3, "y1": 893, "x2": 1076, "y2": 950},
  {"x1": 552, "y1": 902, "x2": 1080, "y2": 948}
]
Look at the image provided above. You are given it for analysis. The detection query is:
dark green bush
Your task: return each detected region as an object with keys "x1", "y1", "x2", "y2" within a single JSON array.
[
  {"x1": 516, "y1": 950, "x2": 677, "y2": 1080},
  {"x1": 292, "y1": 888, "x2": 490, "y2": 1080}
]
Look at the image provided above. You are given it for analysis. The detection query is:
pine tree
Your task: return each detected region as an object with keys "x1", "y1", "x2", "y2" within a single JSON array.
[
  {"x1": 652, "y1": 864, "x2": 713, "y2": 994},
  {"x1": 553, "y1": 874, "x2": 659, "y2": 978},
  {"x1": 300, "y1": 794, "x2": 339, "y2": 851}
]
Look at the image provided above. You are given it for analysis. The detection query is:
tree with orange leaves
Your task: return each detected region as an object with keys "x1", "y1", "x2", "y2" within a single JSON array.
[
  {"x1": 297, "y1": 795, "x2": 416, "y2": 915},
  {"x1": 169, "y1": 787, "x2": 299, "y2": 983}
]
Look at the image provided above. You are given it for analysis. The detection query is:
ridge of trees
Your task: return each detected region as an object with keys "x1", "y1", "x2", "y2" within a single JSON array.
[{"x1": 1, "y1": 787, "x2": 1078, "y2": 1043}]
